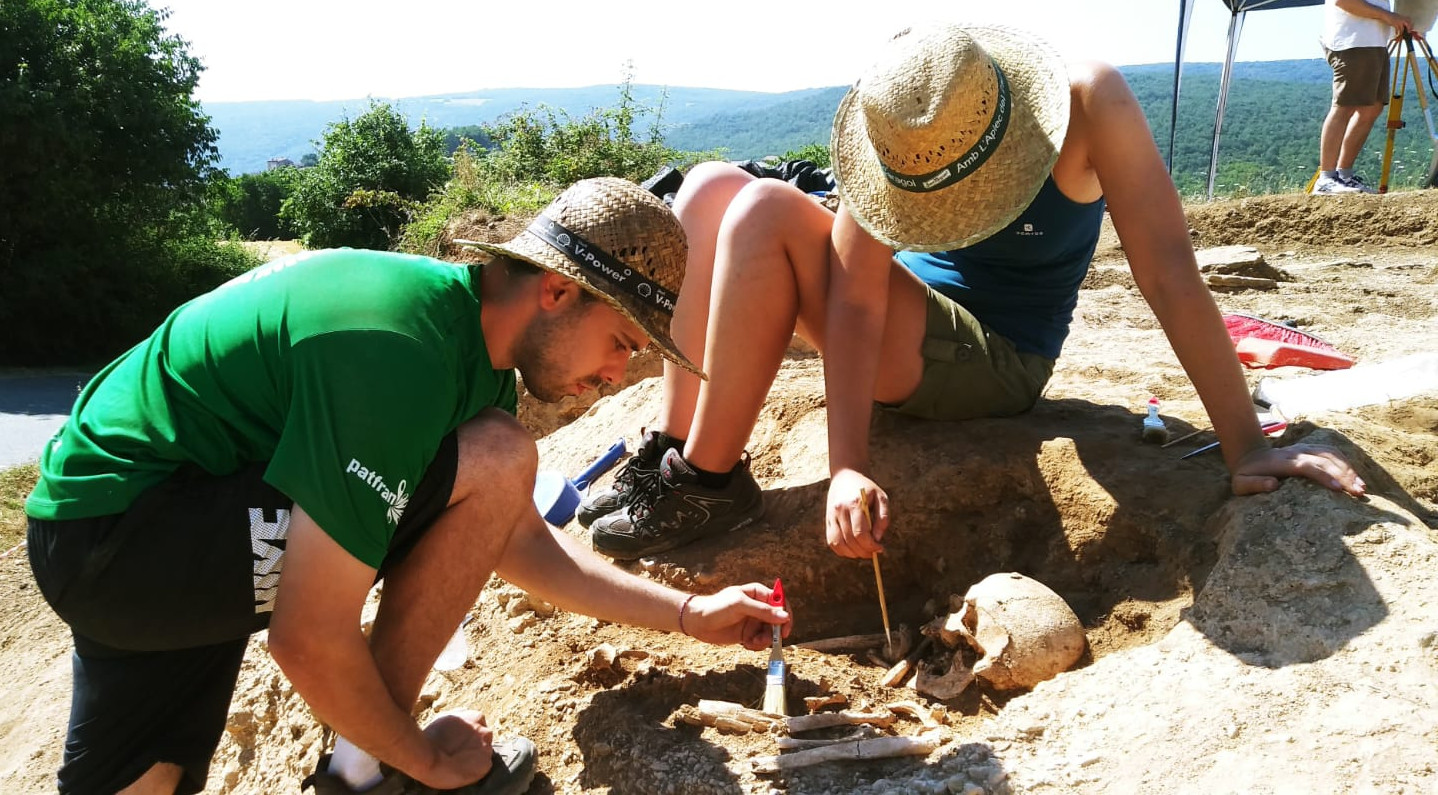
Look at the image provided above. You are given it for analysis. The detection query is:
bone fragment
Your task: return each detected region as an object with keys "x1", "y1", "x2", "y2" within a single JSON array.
[
  {"x1": 675, "y1": 700, "x2": 781, "y2": 733},
  {"x1": 880, "y1": 637, "x2": 934, "y2": 688},
  {"x1": 752, "y1": 730, "x2": 945, "y2": 773},
  {"x1": 939, "y1": 606, "x2": 969, "y2": 648},
  {"x1": 775, "y1": 725, "x2": 879, "y2": 749},
  {"x1": 883, "y1": 624, "x2": 914, "y2": 663},
  {"x1": 794, "y1": 633, "x2": 891, "y2": 653},
  {"x1": 785, "y1": 710, "x2": 896, "y2": 733},
  {"x1": 803, "y1": 693, "x2": 848, "y2": 712},
  {"x1": 713, "y1": 716, "x2": 753, "y2": 734},
  {"x1": 915, "y1": 658, "x2": 975, "y2": 701},
  {"x1": 885, "y1": 700, "x2": 941, "y2": 728}
]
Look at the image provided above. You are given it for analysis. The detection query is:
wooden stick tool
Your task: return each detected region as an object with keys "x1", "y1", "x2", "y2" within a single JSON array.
[{"x1": 858, "y1": 488, "x2": 893, "y2": 656}]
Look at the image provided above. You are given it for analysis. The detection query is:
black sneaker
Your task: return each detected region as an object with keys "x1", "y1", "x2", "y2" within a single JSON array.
[
  {"x1": 302, "y1": 737, "x2": 537, "y2": 795},
  {"x1": 575, "y1": 429, "x2": 676, "y2": 528},
  {"x1": 1340, "y1": 173, "x2": 1378, "y2": 194},
  {"x1": 590, "y1": 447, "x2": 763, "y2": 560}
]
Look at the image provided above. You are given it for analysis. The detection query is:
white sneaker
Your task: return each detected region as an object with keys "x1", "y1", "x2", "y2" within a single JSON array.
[
  {"x1": 1340, "y1": 173, "x2": 1378, "y2": 194},
  {"x1": 1311, "y1": 174, "x2": 1361, "y2": 195}
]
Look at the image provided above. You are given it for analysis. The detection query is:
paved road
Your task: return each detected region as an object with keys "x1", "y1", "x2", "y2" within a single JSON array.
[{"x1": 0, "y1": 372, "x2": 91, "y2": 469}]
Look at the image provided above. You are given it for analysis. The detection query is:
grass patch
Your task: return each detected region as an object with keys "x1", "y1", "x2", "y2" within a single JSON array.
[{"x1": 0, "y1": 464, "x2": 37, "y2": 554}]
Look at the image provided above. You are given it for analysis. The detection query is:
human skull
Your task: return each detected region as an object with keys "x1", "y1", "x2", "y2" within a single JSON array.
[{"x1": 950, "y1": 572, "x2": 1086, "y2": 691}]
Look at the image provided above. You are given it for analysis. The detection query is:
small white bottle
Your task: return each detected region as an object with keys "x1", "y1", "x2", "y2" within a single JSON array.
[{"x1": 1142, "y1": 396, "x2": 1169, "y2": 444}]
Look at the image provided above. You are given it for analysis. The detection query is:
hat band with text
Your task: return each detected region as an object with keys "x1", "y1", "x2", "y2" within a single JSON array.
[
  {"x1": 879, "y1": 62, "x2": 1012, "y2": 194},
  {"x1": 526, "y1": 214, "x2": 677, "y2": 315}
]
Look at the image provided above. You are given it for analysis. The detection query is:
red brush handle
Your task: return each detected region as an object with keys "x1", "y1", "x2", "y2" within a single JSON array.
[{"x1": 768, "y1": 578, "x2": 785, "y2": 609}]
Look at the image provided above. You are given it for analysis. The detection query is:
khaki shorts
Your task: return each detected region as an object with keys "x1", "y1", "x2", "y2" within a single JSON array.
[
  {"x1": 885, "y1": 284, "x2": 1055, "y2": 422},
  {"x1": 1327, "y1": 46, "x2": 1390, "y2": 107}
]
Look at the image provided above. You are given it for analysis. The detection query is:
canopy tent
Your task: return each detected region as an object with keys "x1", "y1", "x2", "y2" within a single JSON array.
[{"x1": 1170, "y1": 0, "x2": 1324, "y2": 196}]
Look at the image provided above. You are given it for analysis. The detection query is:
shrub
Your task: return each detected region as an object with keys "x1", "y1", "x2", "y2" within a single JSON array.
[
  {"x1": 401, "y1": 77, "x2": 720, "y2": 255},
  {"x1": 209, "y1": 168, "x2": 300, "y2": 240},
  {"x1": 778, "y1": 143, "x2": 832, "y2": 168},
  {"x1": 282, "y1": 101, "x2": 450, "y2": 250}
]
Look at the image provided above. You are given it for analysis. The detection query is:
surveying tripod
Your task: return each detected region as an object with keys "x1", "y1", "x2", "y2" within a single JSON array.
[
  {"x1": 1306, "y1": 31, "x2": 1438, "y2": 193},
  {"x1": 1378, "y1": 31, "x2": 1438, "y2": 191}
]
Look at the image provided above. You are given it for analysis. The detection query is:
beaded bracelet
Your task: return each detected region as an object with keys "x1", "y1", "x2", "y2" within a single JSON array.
[{"x1": 678, "y1": 594, "x2": 697, "y2": 636}]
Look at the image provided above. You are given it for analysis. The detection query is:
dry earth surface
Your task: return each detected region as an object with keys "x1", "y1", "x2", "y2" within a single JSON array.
[{"x1": 2, "y1": 190, "x2": 1436, "y2": 794}]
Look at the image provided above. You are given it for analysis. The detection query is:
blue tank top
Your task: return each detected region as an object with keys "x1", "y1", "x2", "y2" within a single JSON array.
[{"x1": 896, "y1": 176, "x2": 1106, "y2": 359}]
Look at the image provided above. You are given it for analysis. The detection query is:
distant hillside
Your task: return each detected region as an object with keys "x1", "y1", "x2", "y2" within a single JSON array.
[
  {"x1": 204, "y1": 84, "x2": 834, "y2": 174},
  {"x1": 206, "y1": 59, "x2": 1437, "y2": 195},
  {"x1": 663, "y1": 86, "x2": 848, "y2": 160}
]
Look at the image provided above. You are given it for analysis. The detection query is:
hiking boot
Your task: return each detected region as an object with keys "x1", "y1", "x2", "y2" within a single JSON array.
[
  {"x1": 575, "y1": 429, "x2": 677, "y2": 528},
  {"x1": 1311, "y1": 174, "x2": 1361, "y2": 195},
  {"x1": 302, "y1": 737, "x2": 537, "y2": 795},
  {"x1": 1340, "y1": 173, "x2": 1378, "y2": 194},
  {"x1": 590, "y1": 447, "x2": 763, "y2": 560}
]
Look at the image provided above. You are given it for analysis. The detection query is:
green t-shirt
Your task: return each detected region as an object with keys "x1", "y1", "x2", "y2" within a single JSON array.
[{"x1": 26, "y1": 249, "x2": 517, "y2": 568}]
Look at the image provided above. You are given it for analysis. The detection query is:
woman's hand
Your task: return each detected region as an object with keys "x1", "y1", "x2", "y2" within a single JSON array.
[
  {"x1": 1230, "y1": 442, "x2": 1366, "y2": 497},
  {"x1": 826, "y1": 468, "x2": 889, "y2": 559}
]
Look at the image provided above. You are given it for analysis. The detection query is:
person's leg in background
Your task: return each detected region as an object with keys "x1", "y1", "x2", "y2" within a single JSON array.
[{"x1": 1316, "y1": 46, "x2": 1389, "y2": 193}]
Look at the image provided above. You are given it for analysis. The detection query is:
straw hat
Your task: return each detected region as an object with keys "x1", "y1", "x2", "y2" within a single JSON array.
[
  {"x1": 456, "y1": 177, "x2": 702, "y2": 378},
  {"x1": 831, "y1": 23, "x2": 1071, "y2": 252}
]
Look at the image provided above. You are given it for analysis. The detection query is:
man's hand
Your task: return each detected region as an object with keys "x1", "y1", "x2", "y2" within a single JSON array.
[
  {"x1": 1388, "y1": 11, "x2": 1415, "y2": 36},
  {"x1": 683, "y1": 583, "x2": 792, "y2": 651},
  {"x1": 1230, "y1": 443, "x2": 1366, "y2": 497},
  {"x1": 826, "y1": 469, "x2": 888, "y2": 559},
  {"x1": 416, "y1": 710, "x2": 495, "y2": 789}
]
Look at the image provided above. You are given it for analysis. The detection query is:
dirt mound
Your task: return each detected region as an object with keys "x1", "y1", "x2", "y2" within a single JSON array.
[
  {"x1": 1094, "y1": 190, "x2": 1438, "y2": 263},
  {"x1": 2, "y1": 190, "x2": 1437, "y2": 794}
]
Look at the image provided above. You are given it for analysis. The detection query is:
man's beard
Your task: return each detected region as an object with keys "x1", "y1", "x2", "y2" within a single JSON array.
[{"x1": 513, "y1": 303, "x2": 589, "y2": 403}]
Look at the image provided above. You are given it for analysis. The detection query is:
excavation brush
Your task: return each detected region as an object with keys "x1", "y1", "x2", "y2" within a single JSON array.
[{"x1": 762, "y1": 578, "x2": 787, "y2": 715}]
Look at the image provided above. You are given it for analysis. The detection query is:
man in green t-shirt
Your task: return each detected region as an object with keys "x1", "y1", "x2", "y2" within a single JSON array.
[{"x1": 25, "y1": 177, "x2": 791, "y2": 795}]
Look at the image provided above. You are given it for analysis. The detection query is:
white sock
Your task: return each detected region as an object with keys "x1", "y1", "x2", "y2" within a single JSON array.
[
  {"x1": 329, "y1": 737, "x2": 383, "y2": 791},
  {"x1": 1321, "y1": 170, "x2": 1340, "y2": 180},
  {"x1": 1337, "y1": 167, "x2": 1355, "y2": 180}
]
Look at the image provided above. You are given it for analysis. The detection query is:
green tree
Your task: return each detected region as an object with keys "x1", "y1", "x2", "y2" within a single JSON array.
[
  {"x1": 282, "y1": 101, "x2": 450, "y2": 250},
  {"x1": 443, "y1": 125, "x2": 493, "y2": 155},
  {"x1": 209, "y1": 168, "x2": 300, "y2": 240},
  {"x1": 0, "y1": 0, "x2": 254, "y2": 365}
]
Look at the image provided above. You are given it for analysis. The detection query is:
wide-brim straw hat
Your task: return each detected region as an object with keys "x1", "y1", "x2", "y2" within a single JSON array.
[
  {"x1": 456, "y1": 177, "x2": 703, "y2": 378},
  {"x1": 831, "y1": 23, "x2": 1071, "y2": 252}
]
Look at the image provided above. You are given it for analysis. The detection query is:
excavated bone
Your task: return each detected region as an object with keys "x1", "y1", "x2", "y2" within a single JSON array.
[
  {"x1": 955, "y1": 571, "x2": 1086, "y2": 691},
  {"x1": 915, "y1": 657, "x2": 974, "y2": 700}
]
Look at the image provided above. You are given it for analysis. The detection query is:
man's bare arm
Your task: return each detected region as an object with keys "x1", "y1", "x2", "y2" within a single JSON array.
[
  {"x1": 494, "y1": 507, "x2": 787, "y2": 649},
  {"x1": 267, "y1": 508, "x2": 455, "y2": 785}
]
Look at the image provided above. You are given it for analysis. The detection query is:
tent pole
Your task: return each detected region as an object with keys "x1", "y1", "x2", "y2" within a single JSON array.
[
  {"x1": 1171, "y1": 0, "x2": 1197, "y2": 174},
  {"x1": 1208, "y1": 9, "x2": 1247, "y2": 198}
]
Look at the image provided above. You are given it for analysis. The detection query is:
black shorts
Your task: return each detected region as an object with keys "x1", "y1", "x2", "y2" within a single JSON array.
[{"x1": 26, "y1": 433, "x2": 458, "y2": 794}]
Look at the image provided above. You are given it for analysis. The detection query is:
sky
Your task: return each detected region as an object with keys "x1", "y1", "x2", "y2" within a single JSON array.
[{"x1": 155, "y1": 0, "x2": 1333, "y2": 104}]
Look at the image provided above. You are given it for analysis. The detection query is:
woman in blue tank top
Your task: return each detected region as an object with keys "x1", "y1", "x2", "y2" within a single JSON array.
[{"x1": 581, "y1": 22, "x2": 1367, "y2": 564}]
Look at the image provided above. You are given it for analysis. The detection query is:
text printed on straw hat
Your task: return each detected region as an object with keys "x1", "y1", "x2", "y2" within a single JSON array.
[
  {"x1": 880, "y1": 64, "x2": 1012, "y2": 194},
  {"x1": 528, "y1": 214, "x2": 677, "y2": 314}
]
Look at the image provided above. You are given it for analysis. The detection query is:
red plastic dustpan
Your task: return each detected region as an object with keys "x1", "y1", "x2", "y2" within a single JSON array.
[{"x1": 1223, "y1": 313, "x2": 1355, "y2": 371}]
